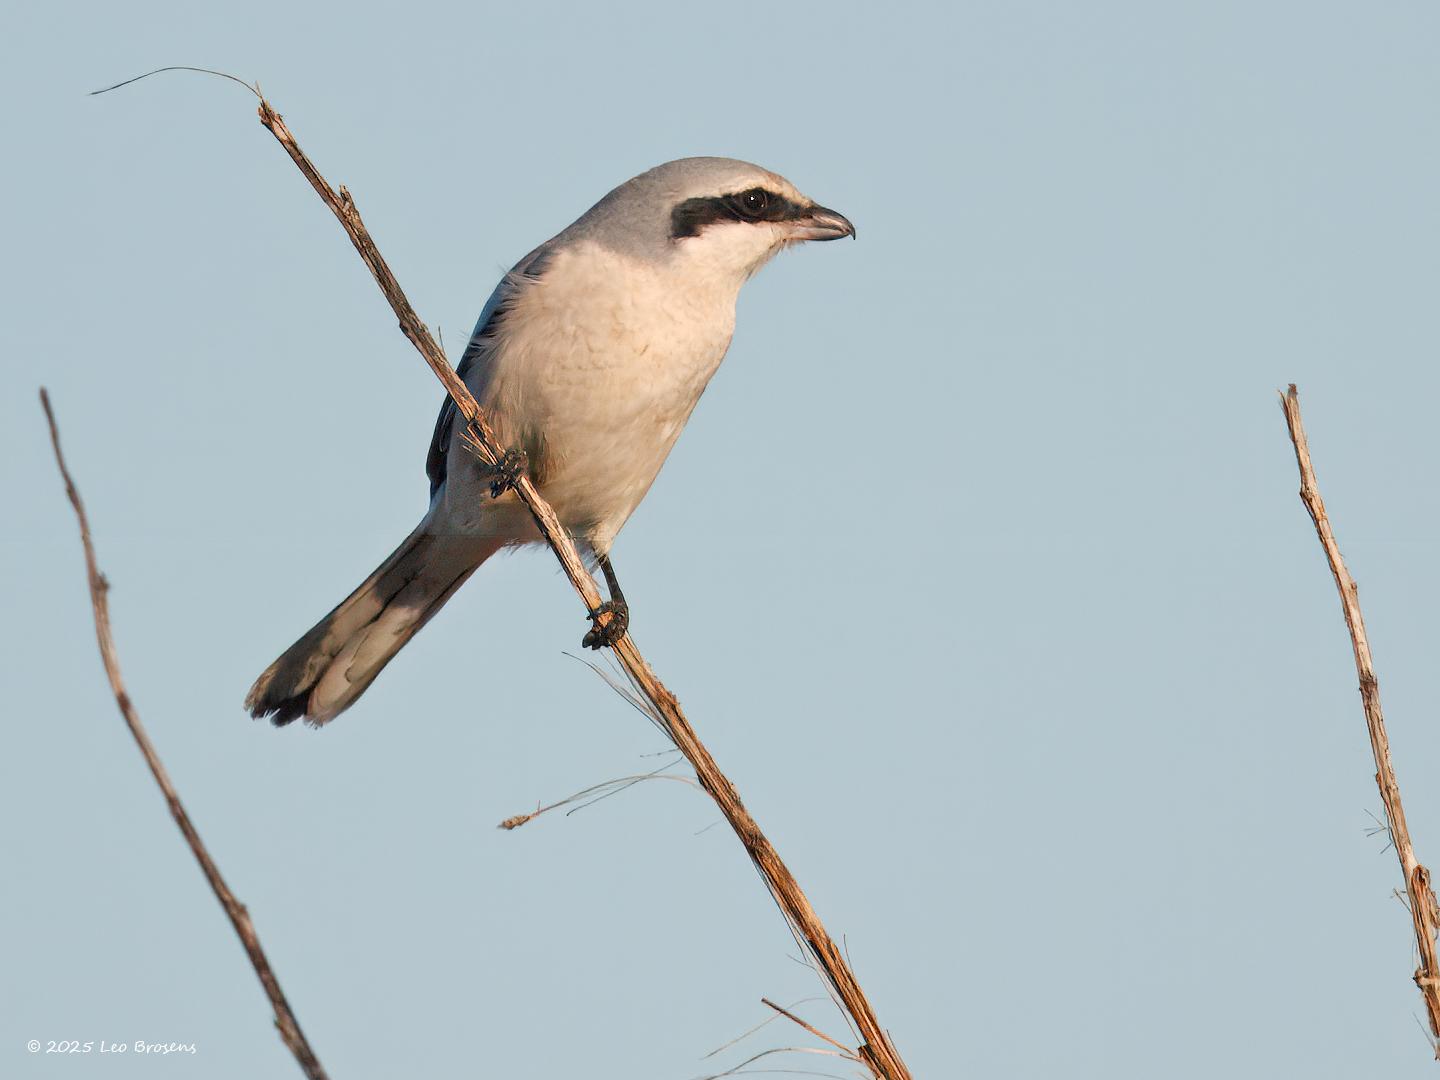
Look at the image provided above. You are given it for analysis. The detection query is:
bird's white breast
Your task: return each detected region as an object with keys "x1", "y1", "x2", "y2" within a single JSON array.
[{"x1": 440, "y1": 240, "x2": 740, "y2": 551}]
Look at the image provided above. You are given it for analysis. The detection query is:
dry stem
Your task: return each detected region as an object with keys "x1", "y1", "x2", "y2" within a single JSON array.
[
  {"x1": 760, "y1": 997, "x2": 857, "y2": 1057},
  {"x1": 497, "y1": 770, "x2": 699, "y2": 831},
  {"x1": 1280, "y1": 384, "x2": 1440, "y2": 1050},
  {"x1": 254, "y1": 97, "x2": 911, "y2": 1079},
  {"x1": 40, "y1": 389, "x2": 330, "y2": 1080}
]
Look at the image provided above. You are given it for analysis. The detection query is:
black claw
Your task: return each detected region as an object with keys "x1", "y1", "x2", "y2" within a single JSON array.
[
  {"x1": 582, "y1": 598, "x2": 629, "y2": 649},
  {"x1": 488, "y1": 447, "x2": 528, "y2": 498}
]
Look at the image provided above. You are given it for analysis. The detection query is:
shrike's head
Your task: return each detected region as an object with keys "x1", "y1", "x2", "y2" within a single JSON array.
[{"x1": 559, "y1": 157, "x2": 855, "y2": 285}]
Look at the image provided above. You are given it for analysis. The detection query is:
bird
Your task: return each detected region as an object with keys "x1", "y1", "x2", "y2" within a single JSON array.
[{"x1": 245, "y1": 157, "x2": 854, "y2": 727}]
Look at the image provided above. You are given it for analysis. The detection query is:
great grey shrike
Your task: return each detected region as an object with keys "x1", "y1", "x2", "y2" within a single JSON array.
[{"x1": 246, "y1": 157, "x2": 854, "y2": 726}]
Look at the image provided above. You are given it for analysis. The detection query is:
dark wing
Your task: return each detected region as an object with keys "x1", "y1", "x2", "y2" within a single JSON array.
[{"x1": 425, "y1": 248, "x2": 552, "y2": 499}]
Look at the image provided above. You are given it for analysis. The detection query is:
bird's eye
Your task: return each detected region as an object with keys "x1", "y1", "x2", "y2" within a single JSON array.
[{"x1": 737, "y1": 188, "x2": 769, "y2": 217}]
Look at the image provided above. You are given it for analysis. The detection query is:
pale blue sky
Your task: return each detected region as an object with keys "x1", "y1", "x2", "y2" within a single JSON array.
[{"x1": 6, "y1": 1, "x2": 1440, "y2": 1077}]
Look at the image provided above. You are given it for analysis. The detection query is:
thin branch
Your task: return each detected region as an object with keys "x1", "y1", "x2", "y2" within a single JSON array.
[
  {"x1": 703, "y1": 998, "x2": 832, "y2": 1060},
  {"x1": 761, "y1": 999, "x2": 857, "y2": 1058},
  {"x1": 90, "y1": 66, "x2": 261, "y2": 99},
  {"x1": 39, "y1": 389, "x2": 330, "y2": 1080},
  {"x1": 692, "y1": 1045, "x2": 857, "y2": 1080},
  {"x1": 562, "y1": 650, "x2": 674, "y2": 737},
  {"x1": 497, "y1": 771, "x2": 701, "y2": 831},
  {"x1": 1280, "y1": 384, "x2": 1440, "y2": 1052},
  {"x1": 248, "y1": 92, "x2": 912, "y2": 1079}
]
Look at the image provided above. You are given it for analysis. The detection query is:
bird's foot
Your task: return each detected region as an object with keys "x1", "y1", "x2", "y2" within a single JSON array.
[
  {"x1": 582, "y1": 598, "x2": 629, "y2": 649},
  {"x1": 488, "y1": 447, "x2": 528, "y2": 498}
]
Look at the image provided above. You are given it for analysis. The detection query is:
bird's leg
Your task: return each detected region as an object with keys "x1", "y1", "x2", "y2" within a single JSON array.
[
  {"x1": 583, "y1": 553, "x2": 630, "y2": 649},
  {"x1": 486, "y1": 446, "x2": 528, "y2": 499}
]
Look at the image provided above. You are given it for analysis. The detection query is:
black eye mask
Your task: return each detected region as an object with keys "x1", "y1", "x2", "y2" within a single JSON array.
[{"x1": 669, "y1": 188, "x2": 809, "y2": 239}]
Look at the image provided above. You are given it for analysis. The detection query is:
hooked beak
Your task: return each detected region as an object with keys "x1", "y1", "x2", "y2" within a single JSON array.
[{"x1": 786, "y1": 204, "x2": 856, "y2": 242}]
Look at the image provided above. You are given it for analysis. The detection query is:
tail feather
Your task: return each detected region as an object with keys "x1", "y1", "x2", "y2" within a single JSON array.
[{"x1": 246, "y1": 529, "x2": 501, "y2": 726}]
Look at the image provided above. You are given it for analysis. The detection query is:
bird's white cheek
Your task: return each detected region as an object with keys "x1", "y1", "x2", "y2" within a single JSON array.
[{"x1": 678, "y1": 224, "x2": 784, "y2": 285}]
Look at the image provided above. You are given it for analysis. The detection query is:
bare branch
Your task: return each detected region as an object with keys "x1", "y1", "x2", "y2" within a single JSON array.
[
  {"x1": 89, "y1": 66, "x2": 261, "y2": 99},
  {"x1": 703, "y1": 998, "x2": 832, "y2": 1060},
  {"x1": 691, "y1": 1045, "x2": 857, "y2": 1080},
  {"x1": 39, "y1": 389, "x2": 330, "y2": 1080},
  {"x1": 497, "y1": 770, "x2": 701, "y2": 831},
  {"x1": 1280, "y1": 384, "x2": 1440, "y2": 1052},
  {"x1": 249, "y1": 92, "x2": 912, "y2": 1078},
  {"x1": 760, "y1": 999, "x2": 857, "y2": 1057}
]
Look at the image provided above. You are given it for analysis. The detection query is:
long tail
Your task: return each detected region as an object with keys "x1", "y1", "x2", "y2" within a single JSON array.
[{"x1": 246, "y1": 529, "x2": 502, "y2": 726}]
